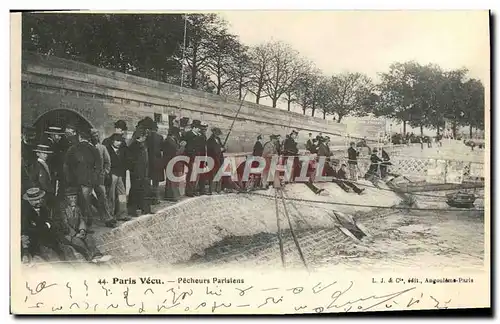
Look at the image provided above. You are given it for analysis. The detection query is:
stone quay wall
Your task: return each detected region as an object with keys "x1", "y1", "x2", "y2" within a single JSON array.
[{"x1": 21, "y1": 52, "x2": 351, "y2": 153}]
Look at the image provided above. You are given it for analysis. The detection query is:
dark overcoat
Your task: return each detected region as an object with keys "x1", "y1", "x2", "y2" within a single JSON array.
[{"x1": 64, "y1": 141, "x2": 102, "y2": 187}]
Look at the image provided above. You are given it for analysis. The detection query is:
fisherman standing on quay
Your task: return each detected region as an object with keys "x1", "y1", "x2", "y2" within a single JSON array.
[
  {"x1": 283, "y1": 130, "x2": 300, "y2": 182},
  {"x1": 184, "y1": 120, "x2": 204, "y2": 197}
]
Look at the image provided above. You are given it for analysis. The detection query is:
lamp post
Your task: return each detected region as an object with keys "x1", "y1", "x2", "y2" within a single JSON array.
[{"x1": 180, "y1": 14, "x2": 189, "y2": 89}]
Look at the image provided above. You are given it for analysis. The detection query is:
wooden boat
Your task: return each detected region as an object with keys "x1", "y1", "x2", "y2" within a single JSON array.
[{"x1": 446, "y1": 191, "x2": 477, "y2": 208}]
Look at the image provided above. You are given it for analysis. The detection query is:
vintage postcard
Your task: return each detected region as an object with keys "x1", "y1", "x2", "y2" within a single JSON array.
[{"x1": 10, "y1": 10, "x2": 490, "y2": 315}]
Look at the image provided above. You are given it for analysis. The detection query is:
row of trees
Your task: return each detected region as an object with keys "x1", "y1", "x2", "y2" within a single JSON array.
[{"x1": 22, "y1": 13, "x2": 485, "y2": 137}]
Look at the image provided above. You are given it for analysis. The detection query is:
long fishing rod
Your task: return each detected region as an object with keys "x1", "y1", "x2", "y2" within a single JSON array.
[{"x1": 223, "y1": 90, "x2": 248, "y2": 147}]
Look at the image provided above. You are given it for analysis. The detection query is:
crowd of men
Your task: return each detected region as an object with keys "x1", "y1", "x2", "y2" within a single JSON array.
[{"x1": 20, "y1": 115, "x2": 391, "y2": 264}]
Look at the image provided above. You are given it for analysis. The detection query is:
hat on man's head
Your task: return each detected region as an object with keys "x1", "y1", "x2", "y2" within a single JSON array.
[
  {"x1": 45, "y1": 126, "x2": 65, "y2": 135},
  {"x1": 211, "y1": 127, "x2": 222, "y2": 136},
  {"x1": 373, "y1": 148, "x2": 378, "y2": 153},
  {"x1": 23, "y1": 187, "x2": 46, "y2": 201},
  {"x1": 200, "y1": 122, "x2": 208, "y2": 129},
  {"x1": 350, "y1": 141, "x2": 356, "y2": 146},
  {"x1": 110, "y1": 133, "x2": 124, "y2": 142},
  {"x1": 64, "y1": 187, "x2": 79, "y2": 197},
  {"x1": 291, "y1": 130, "x2": 298, "y2": 135},
  {"x1": 191, "y1": 120, "x2": 201, "y2": 128},
  {"x1": 23, "y1": 126, "x2": 37, "y2": 139},
  {"x1": 114, "y1": 120, "x2": 128, "y2": 131},
  {"x1": 79, "y1": 128, "x2": 92, "y2": 140},
  {"x1": 137, "y1": 117, "x2": 155, "y2": 130},
  {"x1": 33, "y1": 144, "x2": 53, "y2": 154},
  {"x1": 180, "y1": 117, "x2": 190, "y2": 128}
]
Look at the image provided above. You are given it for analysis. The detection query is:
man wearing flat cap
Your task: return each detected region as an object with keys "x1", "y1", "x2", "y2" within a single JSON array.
[{"x1": 54, "y1": 187, "x2": 112, "y2": 262}]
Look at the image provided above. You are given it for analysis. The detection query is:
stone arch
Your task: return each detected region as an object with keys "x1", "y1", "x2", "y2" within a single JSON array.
[{"x1": 32, "y1": 109, "x2": 94, "y2": 138}]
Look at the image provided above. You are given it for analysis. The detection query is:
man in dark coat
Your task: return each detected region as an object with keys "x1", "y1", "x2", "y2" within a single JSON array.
[
  {"x1": 317, "y1": 136, "x2": 332, "y2": 158},
  {"x1": 251, "y1": 135, "x2": 264, "y2": 189},
  {"x1": 206, "y1": 127, "x2": 225, "y2": 194},
  {"x1": 347, "y1": 141, "x2": 360, "y2": 181},
  {"x1": 43, "y1": 126, "x2": 66, "y2": 195},
  {"x1": 102, "y1": 120, "x2": 128, "y2": 148},
  {"x1": 306, "y1": 133, "x2": 315, "y2": 153},
  {"x1": 162, "y1": 126, "x2": 183, "y2": 201},
  {"x1": 184, "y1": 120, "x2": 205, "y2": 197},
  {"x1": 253, "y1": 135, "x2": 264, "y2": 157},
  {"x1": 31, "y1": 144, "x2": 56, "y2": 210},
  {"x1": 283, "y1": 130, "x2": 300, "y2": 182},
  {"x1": 197, "y1": 122, "x2": 209, "y2": 195},
  {"x1": 380, "y1": 148, "x2": 392, "y2": 179},
  {"x1": 64, "y1": 129, "x2": 116, "y2": 229},
  {"x1": 126, "y1": 127, "x2": 151, "y2": 216},
  {"x1": 105, "y1": 133, "x2": 130, "y2": 221},
  {"x1": 21, "y1": 188, "x2": 66, "y2": 263},
  {"x1": 147, "y1": 122, "x2": 165, "y2": 205},
  {"x1": 365, "y1": 148, "x2": 383, "y2": 181}
]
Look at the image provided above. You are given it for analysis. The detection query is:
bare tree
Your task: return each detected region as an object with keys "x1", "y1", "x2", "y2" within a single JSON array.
[
  {"x1": 323, "y1": 72, "x2": 374, "y2": 123},
  {"x1": 181, "y1": 14, "x2": 225, "y2": 90},
  {"x1": 282, "y1": 59, "x2": 315, "y2": 111},
  {"x1": 263, "y1": 41, "x2": 305, "y2": 108},
  {"x1": 294, "y1": 68, "x2": 323, "y2": 116},
  {"x1": 247, "y1": 43, "x2": 272, "y2": 104},
  {"x1": 205, "y1": 28, "x2": 242, "y2": 95},
  {"x1": 226, "y1": 44, "x2": 252, "y2": 100}
]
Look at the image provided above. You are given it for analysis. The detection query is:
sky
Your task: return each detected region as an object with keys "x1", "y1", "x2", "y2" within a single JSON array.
[{"x1": 218, "y1": 10, "x2": 490, "y2": 130}]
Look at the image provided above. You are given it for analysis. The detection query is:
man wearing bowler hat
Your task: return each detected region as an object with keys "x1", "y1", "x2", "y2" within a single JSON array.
[
  {"x1": 103, "y1": 120, "x2": 129, "y2": 148},
  {"x1": 21, "y1": 187, "x2": 66, "y2": 263}
]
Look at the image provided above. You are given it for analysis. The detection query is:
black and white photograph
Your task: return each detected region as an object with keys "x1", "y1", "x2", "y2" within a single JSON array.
[{"x1": 11, "y1": 9, "x2": 490, "y2": 314}]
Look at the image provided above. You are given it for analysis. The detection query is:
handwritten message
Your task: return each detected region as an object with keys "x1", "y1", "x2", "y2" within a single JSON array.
[{"x1": 16, "y1": 276, "x2": 461, "y2": 314}]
